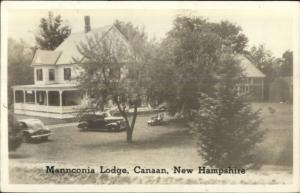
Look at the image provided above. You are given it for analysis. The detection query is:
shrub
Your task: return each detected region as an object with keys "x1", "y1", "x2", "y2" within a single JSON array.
[
  {"x1": 194, "y1": 54, "x2": 265, "y2": 168},
  {"x1": 9, "y1": 134, "x2": 23, "y2": 152},
  {"x1": 8, "y1": 112, "x2": 22, "y2": 152}
]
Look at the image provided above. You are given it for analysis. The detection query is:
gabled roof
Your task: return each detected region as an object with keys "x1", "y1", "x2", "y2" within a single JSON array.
[
  {"x1": 235, "y1": 55, "x2": 266, "y2": 78},
  {"x1": 31, "y1": 25, "x2": 130, "y2": 66},
  {"x1": 31, "y1": 50, "x2": 62, "y2": 66},
  {"x1": 55, "y1": 25, "x2": 113, "y2": 65}
]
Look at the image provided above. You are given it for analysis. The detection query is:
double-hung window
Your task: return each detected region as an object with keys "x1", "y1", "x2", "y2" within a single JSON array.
[
  {"x1": 36, "y1": 69, "x2": 43, "y2": 81},
  {"x1": 64, "y1": 68, "x2": 71, "y2": 81},
  {"x1": 49, "y1": 69, "x2": 55, "y2": 81}
]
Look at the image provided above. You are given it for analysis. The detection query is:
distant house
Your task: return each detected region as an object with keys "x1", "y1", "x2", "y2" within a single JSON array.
[
  {"x1": 235, "y1": 55, "x2": 266, "y2": 101},
  {"x1": 12, "y1": 16, "x2": 132, "y2": 118}
]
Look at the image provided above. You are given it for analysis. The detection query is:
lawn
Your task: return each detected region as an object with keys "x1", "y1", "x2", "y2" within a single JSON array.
[
  {"x1": 9, "y1": 102, "x2": 293, "y2": 184},
  {"x1": 251, "y1": 103, "x2": 293, "y2": 166}
]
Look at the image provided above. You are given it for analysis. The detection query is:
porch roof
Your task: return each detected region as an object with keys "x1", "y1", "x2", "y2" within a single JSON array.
[{"x1": 12, "y1": 83, "x2": 78, "y2": 90}]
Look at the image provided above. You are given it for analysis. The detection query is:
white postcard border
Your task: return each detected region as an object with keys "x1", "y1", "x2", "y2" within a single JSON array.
[{"x1": 1, "y1": 1, "x2": 300, "y2": 192}]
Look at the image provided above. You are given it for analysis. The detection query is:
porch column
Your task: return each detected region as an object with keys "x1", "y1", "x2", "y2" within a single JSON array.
[
  {"x1": 46, "y1": 90, "x2": 49, "y2": 106},
  {"x1": 23, "y1": 89, "x2": 26, "y2": 103},
  {"x1": 59, "y1": 90, "x2": 63, "y2": 115},
  {"x1": 34, "y1": 90, "x2": 37, "y2": 105},
  {"x1": 59, "y1": 90, "x2": 63, "y2": 106},
  {"x1": 13, "y1": 89, "x2": 16, "y2": 104}
]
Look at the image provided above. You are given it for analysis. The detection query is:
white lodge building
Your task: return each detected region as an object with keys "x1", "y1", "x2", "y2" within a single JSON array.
[
  {"x1": 12, "y1": 16, "x2": 266, "y2": 119},
  {"x1": 13, "y1": 16, "x2": 132, "y2": 118}
]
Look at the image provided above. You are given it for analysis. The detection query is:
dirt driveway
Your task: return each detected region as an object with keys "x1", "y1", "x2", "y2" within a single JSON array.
[{"x1": 10, "y1": 114, "x2": 201, "y2": 168}]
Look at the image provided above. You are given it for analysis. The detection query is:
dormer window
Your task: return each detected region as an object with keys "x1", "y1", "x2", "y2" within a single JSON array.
[
  {"x1": 49, "y1": 69, "x2": 55, "y2": 81},
  {"x1": 36, "y1": 69, "x2": 43, "y2": 81},
  {"x1": 64, "y1": 68, "x2": 71, "y2": 81}
]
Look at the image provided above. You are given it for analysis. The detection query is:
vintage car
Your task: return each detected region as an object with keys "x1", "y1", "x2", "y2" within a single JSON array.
[
  {"x1": 147, "y1": 113, "x2": 164, "y2": 126},
  {"x1": 17, "y1": 119, "x2": 52, "y2": 142},
  {"x1": 147, "y1": 103, "x2": 167, "y2": 126},
  {"x1": 78, "y1": 111, "x2": 127, "y2": 132}
]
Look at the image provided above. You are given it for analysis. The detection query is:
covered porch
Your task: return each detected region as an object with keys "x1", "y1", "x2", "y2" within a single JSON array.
[{"x1": 12, "y1": 84, "x2": 83, "y2": 119}]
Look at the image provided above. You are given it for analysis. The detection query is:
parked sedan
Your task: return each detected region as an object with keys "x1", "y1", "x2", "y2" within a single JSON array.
[
  {"x1": 78, "y1": 112, "x2": 127, "y2": 132},
  {"x1": 17, "y1": 119, "x2": 52, "y2": 142}
]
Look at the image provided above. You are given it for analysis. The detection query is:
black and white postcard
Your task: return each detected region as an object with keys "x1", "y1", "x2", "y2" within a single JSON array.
[{"x1": 1, "y1": 1, "x2": 299, "y2": 192}]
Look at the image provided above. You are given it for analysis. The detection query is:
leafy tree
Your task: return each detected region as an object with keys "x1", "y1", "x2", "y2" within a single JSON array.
[
  {"x1": 75, "y1": 31, "x2": 143, "y2": 143},
  {"x1": 146, "y1": 46, "x2": 177, "y2": 108},
  {"x1": 194, "y1": 53, "x2": 265, "y2": 168},
  {"x1": 148, "y1": 16, "x2": 225, "y2": 119},
  {"x1": 280, "y1": 50, "x2": 293, "y2": 76},
  {"x1": 147, "y1": 16, "x2": 250, "y2": 118},
  {"x1": 115, "y1": 20, "x2": 159, "y2": 105},
  {"x1": 247, "y1": 45, "x2": 274, "y2": 71},
  {"x1": 211, "y1": 21, "x2": 248, "y2": 53},
  {"x1": 35, "y1": 11, "x2": 71, "y2": 50},
  {"x1": 8, "y1": 111, "x2": 23, "y2": 152},
  {"x1": 114, "y1": 20, "x2": 148, "y2": 56},
  {"x1": 148, "y1": 16, "x2": 264, "y2": 167},
  {"x1": 8, "y1": 38, "x2": 34, "y2": 105}
]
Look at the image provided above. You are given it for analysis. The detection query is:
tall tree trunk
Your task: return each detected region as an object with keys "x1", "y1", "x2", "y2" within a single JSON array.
[
  {"x1": 131, "y1": 103, "x2": 138, "y2": 130},
  {"x1": 126, "y1": 127, "x2": 133, "y2": 143},
  {"x1": 126, "y1": 103, "x2": 138, "y2": 143},
  {"x1": 115, "y1": 100, "x2": 134, "y2": 143}
]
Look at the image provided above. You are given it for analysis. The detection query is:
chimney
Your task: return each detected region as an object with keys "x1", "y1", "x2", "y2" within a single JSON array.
[{"x1": 84, "y1": 16, "x2": 91, "y2": 33}]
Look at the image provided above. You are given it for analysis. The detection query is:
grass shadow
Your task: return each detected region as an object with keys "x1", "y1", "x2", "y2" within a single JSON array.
[
  {"x1": 26, "y1": 139, "x2": 54, "y2": 144},
  {"x1": 9, "y1": 152, "x2": 31, "y2": 159},
  {"x1": 81, "y1": 128, "x2": 193, "y2": 152},
  {"x1": 255, "y1": 128, "x2": 292, "y2": 166}
]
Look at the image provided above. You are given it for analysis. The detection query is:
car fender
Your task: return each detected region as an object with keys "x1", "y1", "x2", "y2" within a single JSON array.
[{"x1": 106, "y1": 122, "x2": 119, "y2": 127}]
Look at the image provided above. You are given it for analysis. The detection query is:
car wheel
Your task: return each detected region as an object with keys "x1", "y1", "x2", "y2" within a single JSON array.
[
  {"x1": 110, "y1": 125, "x2": 119, "y2": 132},
  {"x1": 23, "y1": 133, "x2": 31, "y2": 143},
  {"x1": 41, "y1": 136, "x2": 48, "y2": 141},
  {"x1": 80, "y1": 125, "x2": 88, "y2": 132}
]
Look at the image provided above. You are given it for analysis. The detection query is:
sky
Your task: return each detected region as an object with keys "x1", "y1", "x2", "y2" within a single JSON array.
[{"x1": 7, "y1": 8, "x2": 296, "y2": 57}]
